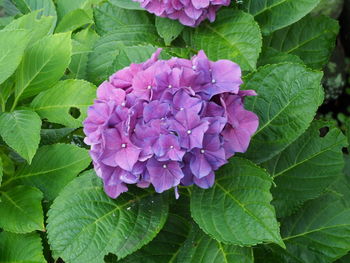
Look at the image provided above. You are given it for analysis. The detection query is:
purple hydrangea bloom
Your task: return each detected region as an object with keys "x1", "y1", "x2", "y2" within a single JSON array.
[
  {"x1": 132, "y1": 0, "x2": 231, "y2": 27},
  {"x1": 83, "y1": 49, "x2": 258, "y2": 198}
]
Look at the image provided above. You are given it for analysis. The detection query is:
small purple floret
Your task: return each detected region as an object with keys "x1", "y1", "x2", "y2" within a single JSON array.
[
  {"x1": 132, "y1": 0, "x2": 231, "y2": 27},
  {"x1": 83, "y1": 49, "x2": 258, "y2": 198}
]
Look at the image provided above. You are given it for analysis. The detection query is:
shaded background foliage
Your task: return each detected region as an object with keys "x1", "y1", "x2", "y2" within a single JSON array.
[{"x1": 0, "y1": 0, "x2": 349, "y2": 262}]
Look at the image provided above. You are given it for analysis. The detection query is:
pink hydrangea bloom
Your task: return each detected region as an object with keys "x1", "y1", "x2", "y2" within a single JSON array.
[
  {"x1": 83, "y1": 49, "x2": 258, "y2": 198},
  {"x1": 132, "y1": 0, "x2": 231, "y2": 26}
]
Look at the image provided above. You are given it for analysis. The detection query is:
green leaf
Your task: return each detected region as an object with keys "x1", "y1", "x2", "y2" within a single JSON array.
[
  {"x1": 257, "y1": 47, "x2": 304, "y2": 67},
  {"x1": 31, "y1": 79, "x2": 96, "y2": 128},
  {"x1": 0, "y1": 75, "x2": 14, "y2": 110},
  {"x1": 155, "y1": 17, "x2": 184, "y2": 46},
  {"x1": 0, "y1": 110, "x2": 41, "y2": 164},
  {"x1": 87, "y1": 25, "x2": 161, "y2": 84},
  {"x1": 177, "y1": 224, "x2": 254, "y2": 263},
  {"x1": 0, "y1": 185, "x2": 44, "y2": 233},
  {"x1": 0, "y1": 16, "x2": 14, "y2": 29},
  {"x1": 56, "y1": 0, "x2": 101, "y2": 20},
  {"x1": 55, "y1": 8, "x2": 93, "y2": 33},
  {"x1": 191, "y1": 158, "x2": 283, "y2": 247},
  {"x1": 264, "y1": 15, "x2": 339, "y2": 69},
  {"x1": 120, "y1": 194, "x2": 191, "y2": 263},
  {"x1": 0, "y1": 157, "x2": 3, "y2": 186},
  {"x1": 109, "y1": 0, "x2": 144, "y2": 10},
  {"x1": 1, "y1": 143, "x2": 90, "y2": 201},
  {"x1": 94, "y1": 1, "x2": 151, "y2": 36},
  {"x1": 0, "y1": 232, "x2": 46, "y2": 263},
  {"x1": 242, "y1": 63, "x2": 324, "y2": 163},
  {"x1": 336, "y1": 253, "x2": 350, "y2": 263},
  {"x1": 40, "y1": 128, "x2": 75, "y2": 145},
  {"x1": 271, "y1": 190, "x2": 350, "y2": 263},
  {"x1": 47, "y1": 171, "x2": 169, "y2": 262},
  {"x1": 15, "y1": 32, "x2": 72, "y2": 101},
  {"x1": 243, "y1": 0, "x2": 321, "y2": 35},
  {"x1": 4, "y1": 10, "x2": 55, "y2": 44},
  {"x1": 0, "y1": 29, "x2": 30, "y2": 85},
  {"x1": 12, "y1": 0, "x2": 57, "y2": 18},
  {"x1": 111, "y1": 45, "x2": 159, "y2": 72},
  {"x1": 183, "y1": 9, "x2": 262, "y2": 71},
  {"x1": 68, "y1": 27, "x2": 100, "y2": 80},
  {"x1": 262, "y1": 121, "x2": 347, "y2": 217}
]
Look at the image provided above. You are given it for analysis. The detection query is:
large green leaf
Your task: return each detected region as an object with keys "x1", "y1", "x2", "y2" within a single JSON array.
[
  {"x1": 262, "y1": 121, "x2": 347, "y2": 217},
  {"x1": 0, "y1": 110, "x2": 41, "y2": 164},
  {"x1": 31, "y1": 79, "x2": 96, "y2": 128},
  {"x1": 109, "y1": 0, "x2": 144, "y2": 10},
  {"x1": 111, "y1": 45, "x2": 159, "y2": 72},
  {"x1": 0, "y1": 185, "x2": 44, "y2": 233},
  {"x1": 183, "y1": 9, "x2": 262, "y2": 71},
  {"x1": 4, "y1": 10, "x2": 55, "y2": 45},
  {"x1": 12, "y1": 0, "x2": 56, "y2": 18},
  {"x1": 242, "y1": 63, "x2": 324, "y2": 163},
  {"x1": 69, "y1": 28, "x2": 100, "y2": 80},
  {"x1": 155, "y1": 17, "x2": 184, "y2": 46},
  {"x1": 0, "y1": 157, "x2": 2, "y2": 186},
  {"x1": 87, "y1": 24, "x2": 161, "y2": 84},
  {"x1": 47, "y1": 171, "x2": 169, "y2": 263},
  {"x1": 1, "y1": 144, "x2": 90, "y2": 200},
  {"x1": 94, "y1": 1, "x2": 151, "y2": 36},
  {"x1": 177, "y1": 224, "x2": 254, "y2": 263},
  {"x1": 257, "y1": 47, "x2": 303, "y2": 67},
  {"x1": 14, "y1": 32, "x2": 72, "y2": 101},
  {"x1": 243, "y1": 0, "x2": 321, "y2": 34},
  {"x1": 265, "y1": 15, "x2": 339, "y2": 69},
  {"x1": 55, "y1": 8, "x2": 93, "y2": 33},
  {"x1": 56, "y1": 0, "x2": 100, "y2": 20},
  {"x1": 270, "y1": 190, "x2": 350, "y2": 263},
  {"x1": 0, "y1": 29, "x2": 30, "y2": 85},
  {"x1": 0, "y1": 232, "x2": 46, "y2": 263},
  {"x1": 191, "y1": 158, "x2": 283, "y2": 247},
  {"x1": 120, "y1": 195, "x2": 191, "y2": 263}
]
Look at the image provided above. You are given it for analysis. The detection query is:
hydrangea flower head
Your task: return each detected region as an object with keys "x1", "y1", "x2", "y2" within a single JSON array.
[
  {"x1": 83, "y1": 49, "x2": 258, "y2": 198},
  {"x1": 132, "y1": 0, "x2": 231, "y2": 27}
]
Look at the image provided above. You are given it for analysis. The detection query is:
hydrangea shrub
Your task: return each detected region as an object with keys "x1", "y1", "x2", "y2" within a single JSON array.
[{"x1": 0, "y1": 0, "x2": 349, "y2": 263}]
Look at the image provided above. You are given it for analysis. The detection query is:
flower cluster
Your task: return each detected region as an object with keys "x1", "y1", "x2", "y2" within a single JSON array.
[
  {"x1": 83, "y1": 49, "x2": 258, "y2": 198},
  {"x1": 132, "y1": 0, "x2": 231, "y2": 27}
]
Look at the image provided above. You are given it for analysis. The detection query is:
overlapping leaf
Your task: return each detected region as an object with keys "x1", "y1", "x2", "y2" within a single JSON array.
[
  {"x1": 47, "y1": 171, "x2": 169, "y2": 263},
  {"x1": 87, "y1": 24, "x2": 161, "y2": 84},
  {"x1": 121, "y1": 195, "x2": 191, "y2": 263},
  {"x1": 2, "y1": 143, "x2": 91, "y2": 200},
  {"x1": 243, "y1": 63, "x2": 324, "y2": 163},
  {"x1": 15, "y1": 32, "x2": 72, "y2": 101},
  {"x1": 271, "y1": 190, "x2": 350, "y2": 263},
  {"x1": 69, "y1": 28, "x2": 100, "y2": 79},
  {"x1": 243, "y1": 0, "x2": 321, "y2": 34},
  {"x1": 183, "y1": 9, "x2": 262, "y2": 71},
  {"x1": 155, "y1": 17, "x2": 184, "y2": 46},
  {"x1": 31, "y1": 79, "x2": 96, "y2": 128},
  {"x1": 0, "y1": 29, "x2": 30, "y2": 85},
  {"x1": 265, "y1": 15, "x2": 339, "y2": 69},
  {"x1": 191, "y1": 158, "x2": 283, "y2": 247},
  {"x1": 4, "y1": 10, "x2": 55, "y2": 44},
  {"x1": 0, "y1": 232, "x2": 46, "y2": 263},
  {"x1": 0, "y1": 110, "x2": 41, "y2": 163},
  {"x1": 0, "y1": 185, "x2": 44, "y2": 233},
  {"x1": 262, "y1": 121, "x2": 347, "y2": 217},
  {"x1": 94, "y1": 1, "x2": 151, "y2": 35},
  {"x1": 177, "y1": 224, "x2": 254, "y2": 263}
]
